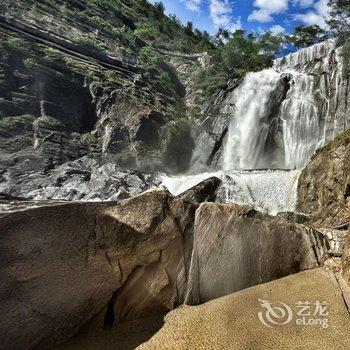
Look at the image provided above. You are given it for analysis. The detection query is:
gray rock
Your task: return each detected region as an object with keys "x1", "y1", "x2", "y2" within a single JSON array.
[
  {"x1": 0, "y1": 155, "x2": 161, "y2": 202},
  {"x1": 185, "y1": 202, "x2": 329, "y2": 305},
  {"x1": 0, "y1": 189, "x2": 196, "y2": 350}
]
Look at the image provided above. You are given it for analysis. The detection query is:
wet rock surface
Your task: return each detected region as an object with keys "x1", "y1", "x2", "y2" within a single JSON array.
[
  {"x1": 179, "y1": 176, "x2": 221, "y2": 204},
  {"x1": 0, "y1": 155, "x2": 161, "y2": 202}
]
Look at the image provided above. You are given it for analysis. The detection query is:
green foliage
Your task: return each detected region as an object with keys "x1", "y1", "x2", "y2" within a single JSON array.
[
  {"x1": 162, "y1": 117, "x2": 192, "y2": 153},
  {"x1": 39, "y1": 115, "x2": 63, "y2": 127},
  {"x1": 327, "y1": 0, "x2": 350, "y2": 76},
  {"x1": 138, "y1": 47, "x2": 163, "y2": 66},
  {"x1": 342, "y1": 39, "x2": 350, "y2": 77},
  {"x1": 195, "y1": 66, "x2": 228, "y2": 96},
  {"x1": 315, "y1": 128, "x2": 350, "y2": 156},
  {"x1": 0, "y1": 115, "x2": 35, "y2": 129},
  {"x1": 73, "y1": 34, "x2": 106, "y2": 53},
  {"x1": 23, "y1": 58, "x2": 36, "y2": 69},
  {"x1": 5, "y1": 37, "x2": 29, "y2": 55},
  {"x1": 195, "y1": 30, "x2": 284, "y2": 96},
  {"x1": 327, "y1": 0, "x2": 350, "y2": 39},
  {"x1": 81, "y1": 132, "x2": 100, "y2": 145},
  {"x1": 135, "y1": 22, "x2": 159, "y2": 42},
  {"x1": 138, "y1": 47, "x2": 176, "y2": 95},
  {"x1": 287, "y1": 25, "x2": 327, "y2": 49}
]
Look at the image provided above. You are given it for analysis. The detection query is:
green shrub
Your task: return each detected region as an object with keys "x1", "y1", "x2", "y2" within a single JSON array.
[
  {"x1": 23, "y1": 58, "x2": 36, "y2": 69},
  {"x1": 73, "y1": 34, "x2": 106, "y2": 53},
  {"x1": 0, "y1": 115, "x2": 35, "y2": 129},
  {"x1": 315, "y1": 128, "x2": 350, "y2": 157}
]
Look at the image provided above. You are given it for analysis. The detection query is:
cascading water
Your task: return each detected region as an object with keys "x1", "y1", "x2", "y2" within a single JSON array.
[
  {"x1": 223, "y1": 69, "x2": 322, "y2": 170},
  {"x1": 280, "y1": 74, "x2": 322, "y2": 169},
  {"x1": 223, "y1": 69, "x2": 281, "y2": 170},
  {"x1": 162, "y1": 40, "x2": 339, "y2": 214}
]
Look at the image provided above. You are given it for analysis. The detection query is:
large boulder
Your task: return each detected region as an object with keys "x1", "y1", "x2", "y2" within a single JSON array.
[
  {"x1": 297, "y1": 129, "x2": 350, "y2": 228},
  {"x1": 185, "y1": 203, "x2": 329, "y2": 305},
  {"x1": 0, "y1": 189, "x2": 196, "y2": 350},
  {"x1": 138, "y1": 268, "x2": 350, "y2": 350}
]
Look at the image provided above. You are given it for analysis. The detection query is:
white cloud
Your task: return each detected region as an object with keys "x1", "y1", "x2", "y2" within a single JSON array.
[
  {"x1": 294, "y1": 0, "x2": 330, "y2": 28},
  {"x1": 293, "y1": 0, "x2": 314, "y2": 8},
  {"x1": 180, "y1": 0, "x2": 203, "y2": 13},
  {"x1": 269, "y1": 24, "x2": 286, "y2": 34},
  {"x1": 209, "y1": 0, "x2": 242, "y2": 31},
  {"x1": 253, "y1": 0, "x2": 289, "y2": 12},
  {"x1": 248, "y1": 0, "x2": 289, "y2": 23},
  {"x1": 230, "y1": 17, "x2": 243, "y2": 32},
  {"x1": 248, "y1": 9, "x2": 274, "y2": 23}
]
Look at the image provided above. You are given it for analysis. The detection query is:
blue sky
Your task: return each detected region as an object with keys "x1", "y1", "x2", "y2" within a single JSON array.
[{"x1": 149, "y1": 0, "x2": 330, "y2": 35}]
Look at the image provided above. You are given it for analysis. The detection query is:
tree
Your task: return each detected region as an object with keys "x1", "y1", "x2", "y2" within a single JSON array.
[
  {"x1": 327, "y1": 0, "x2": 350, "y2": 42},
  {"x1": 288, "y1": 25, "x2": 327, "y2": 48},
  {"x1": 327, "y1": 0, "x2": 350, "y2": 76},
  {"x1": 258, "y1": 31, "x2": 285, "y2": 56},
  {"x1": 215, "y1": 28, "x2": 231, "y2": 46},
  {"x1": 184, "y1": 21, "x2": 194, "y2": 36},
  {"x1": 154, "y1": 2, "x2": 165, "y2": 15}
]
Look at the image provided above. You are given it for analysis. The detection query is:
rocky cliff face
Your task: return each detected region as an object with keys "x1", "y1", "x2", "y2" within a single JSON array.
[
  {"x1": 0, "y1": 0, "x2": 211, "y2": 200},
  {"x1": 297, "y1": 128, "x2": 350, "y2": 228}
]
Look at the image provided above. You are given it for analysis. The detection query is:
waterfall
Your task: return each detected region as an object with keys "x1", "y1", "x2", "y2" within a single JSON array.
[
  {"x1": 223, "y1": 68, "x2": 322, "y2": 170},
  {"x1": 163, "y1": 40, "x2": 342, "y2": 215},
  {"x1": 280, "y1": 74, "x2": 321, "y2": 169},
  {"x1": 223, "y1": 69, "x2": 281, "y2": 170}
]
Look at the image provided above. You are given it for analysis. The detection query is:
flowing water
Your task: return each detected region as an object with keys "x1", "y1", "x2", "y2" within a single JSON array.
[
  {"x1": 223, "y1": 69, "x2": 322, "y2": 170},
  {"x1": 162, "y1": 170, "x2": 300, "y2": 215},
  {"x1": 163, "y1": 41, "x2": 335, "y2": 214}
]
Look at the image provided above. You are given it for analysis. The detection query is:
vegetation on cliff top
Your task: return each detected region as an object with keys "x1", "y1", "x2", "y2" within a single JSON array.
[
  {"x1": 195, "y1": 30, "x2": 285, "y2": 95},
  {"x1": 18, "y1": 0, "x2": 213, "y2": 54},
  {"x1": 317, "y1": 128, "x2": 350, "y2": 154},
  {"x1": 327, "y1": 0, "x2": 350, "y2": 76},
  {"x1": 2, "y1": 0, "x2": 349, "y2": 107}
]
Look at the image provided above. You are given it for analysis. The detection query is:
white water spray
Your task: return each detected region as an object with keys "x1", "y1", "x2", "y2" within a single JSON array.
[{"x1": 162, "y1": 170, "x2": 300, "y2": 215}]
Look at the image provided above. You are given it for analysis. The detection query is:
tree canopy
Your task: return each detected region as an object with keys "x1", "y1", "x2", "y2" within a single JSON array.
[{"x1": 287, "y1": 25, "x2": 327, "y2": 49}]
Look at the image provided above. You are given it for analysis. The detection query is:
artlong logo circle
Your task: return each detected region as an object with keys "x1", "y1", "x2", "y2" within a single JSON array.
[{"x1": 258, "y1": 298, "x2": 293, "y2": 328}]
